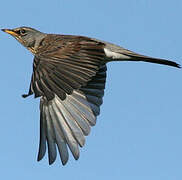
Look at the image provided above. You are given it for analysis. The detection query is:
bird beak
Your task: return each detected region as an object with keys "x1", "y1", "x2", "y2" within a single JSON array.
[{"x1": 1, "y1": 29, "x2": 18, "y2": 37}]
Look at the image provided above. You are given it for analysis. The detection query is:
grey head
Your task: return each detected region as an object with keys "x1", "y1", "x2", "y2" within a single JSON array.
[{"x1": 1, "y1": 26, "x2": 47, "y2": 54}]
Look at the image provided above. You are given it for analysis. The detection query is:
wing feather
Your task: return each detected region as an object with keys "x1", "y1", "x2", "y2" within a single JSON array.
[
  {"x1": 37, "y1": 65, "x2": 106, "y2": 165},
  {"x1": 25, "y1": 35, "x2": 107, "y2": 165},
  {"x1": 23, "y1": 36, "x2": 105, "y2": 100}
]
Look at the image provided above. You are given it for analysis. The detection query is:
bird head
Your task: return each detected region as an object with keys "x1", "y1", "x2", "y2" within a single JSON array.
[{"x1": 2, "y1": 27, "x2": 46, "y2": 54}]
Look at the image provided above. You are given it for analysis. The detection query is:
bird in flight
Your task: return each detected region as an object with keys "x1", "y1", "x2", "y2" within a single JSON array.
[{"x1": 2, "y1": 27, "x2": 180, "y2": 165}]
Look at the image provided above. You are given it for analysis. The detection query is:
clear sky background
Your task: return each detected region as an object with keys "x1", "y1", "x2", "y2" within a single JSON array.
[{"x1": 0, "y1": 1, "x2": 182, "y2": 179}]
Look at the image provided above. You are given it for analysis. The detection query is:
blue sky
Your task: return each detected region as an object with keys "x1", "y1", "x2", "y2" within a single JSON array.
[{"x1": 1, "y1": 0, "x2": 182, "y2": 179}]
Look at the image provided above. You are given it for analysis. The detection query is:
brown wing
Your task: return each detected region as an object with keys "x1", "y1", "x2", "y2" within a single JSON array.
[
  {"x1": 37, "y1": 65, "x2": 107, "y2": 165},
  {"x1": 23, "y1": 35, "x2": 107, "y2": 165},
  {"x1": 23, "y1": 35, "x2": 106, "y2": 101}
]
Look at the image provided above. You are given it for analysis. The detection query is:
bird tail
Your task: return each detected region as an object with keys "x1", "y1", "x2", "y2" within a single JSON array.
[
  {"x1": 123, "y1": 53, "x2": 181, "y2": 68},
  {"x1": 103, "y1": 42, "x2": 181, "y2": 68}
]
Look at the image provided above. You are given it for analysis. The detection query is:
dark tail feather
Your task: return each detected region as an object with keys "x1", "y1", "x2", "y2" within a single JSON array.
[{"x1": 124, "y1": 54, "x2": 181, "y2": 68}]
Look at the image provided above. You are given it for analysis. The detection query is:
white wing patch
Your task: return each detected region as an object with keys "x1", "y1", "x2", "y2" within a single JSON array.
[{"x1": 104, "y1": 48, "x2": 131, "y2": 60}]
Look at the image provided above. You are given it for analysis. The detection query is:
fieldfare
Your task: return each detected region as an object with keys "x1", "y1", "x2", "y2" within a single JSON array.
[{"x1": 2, "y1": 27, "x2": 180, "y2": 165}]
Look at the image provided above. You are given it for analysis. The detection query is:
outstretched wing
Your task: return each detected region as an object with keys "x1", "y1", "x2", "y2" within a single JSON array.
[
  {"x1": 38, "y1": 65, "x2": 106, "y2": 165},
  {"x1": 23, "y1": 35, "x2": 106, "y2": 100},
  {"x1": 23, "y1": 35, "x2": 107, "y2": 165}
]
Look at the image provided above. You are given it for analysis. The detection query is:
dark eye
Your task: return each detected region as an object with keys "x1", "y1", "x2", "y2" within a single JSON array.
[
  {"x1": 20, "y1": 29, "x2": 26, "y2": 35},
  {"x1": 16, "y1": 29, "x2": 26, "y2": 35}
]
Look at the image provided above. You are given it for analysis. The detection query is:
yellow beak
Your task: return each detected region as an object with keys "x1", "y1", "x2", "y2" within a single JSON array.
[{"x1": 1, "y1": 29, "x2": 18, "y2": 37}]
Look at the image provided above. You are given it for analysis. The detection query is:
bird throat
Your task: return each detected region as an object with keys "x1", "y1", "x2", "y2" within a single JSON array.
[
  {"x1": 26, "y1": 39, "x2": 37, "y2": 54},
  {"x1": 27, "y1": 35, "x2": 46, "y2": 54}
]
